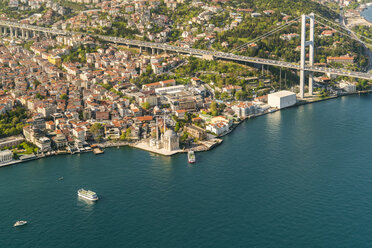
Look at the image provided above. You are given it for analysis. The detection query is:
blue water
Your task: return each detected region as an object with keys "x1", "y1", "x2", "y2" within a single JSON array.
[
  {"x1": 2, "y1": 95, "x2": 372, "y2": 247},
  {"x1": 362, "y1": 5, "x2": 372, "y2": 22}
]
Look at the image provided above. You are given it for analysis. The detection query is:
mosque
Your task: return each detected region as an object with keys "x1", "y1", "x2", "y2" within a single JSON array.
[{"x1": 149, "y1": 118, "x2": 179, "y2": 152}]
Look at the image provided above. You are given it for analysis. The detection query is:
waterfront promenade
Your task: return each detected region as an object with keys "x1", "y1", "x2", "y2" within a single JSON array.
[{"x1": 1, "y1": 90, "x2": 371, "y2": 168}]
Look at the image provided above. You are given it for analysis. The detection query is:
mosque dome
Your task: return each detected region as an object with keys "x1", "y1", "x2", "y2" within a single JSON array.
[{"x1": 164, "y1": 130, "x2": 177, "y2": 138}]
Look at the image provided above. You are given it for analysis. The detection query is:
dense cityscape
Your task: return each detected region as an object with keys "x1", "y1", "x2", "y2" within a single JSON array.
[
  {"x1": 2, "y1": 0, "x2": 372, "y2": 246},
  {"x1": 0, "y1": 0, "x2": 370, "y2": 165}
]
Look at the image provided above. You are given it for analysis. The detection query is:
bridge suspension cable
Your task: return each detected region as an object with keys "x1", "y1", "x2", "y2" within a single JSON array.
[{"x1": 230, "y1": 16, "x2": 301, "y2": 53}]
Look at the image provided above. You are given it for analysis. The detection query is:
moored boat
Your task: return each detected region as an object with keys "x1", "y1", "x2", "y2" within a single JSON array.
[
  {"x1": 14, "y1": 221, "x2": 27, "y2": 227},
  {"x1": 188, "y1": 150, "x2": 196, "y2": 163},
  {"x1": 78, "y1": 188, "x2": 99, "y2": 201}
]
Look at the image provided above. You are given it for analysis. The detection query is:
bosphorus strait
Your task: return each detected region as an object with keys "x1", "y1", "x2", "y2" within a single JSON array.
[{"x1": 2, "y1": 94, "x2": 372, "y2": 247}]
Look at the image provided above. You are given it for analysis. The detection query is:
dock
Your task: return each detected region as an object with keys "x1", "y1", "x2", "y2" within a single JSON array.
[
  {"x1": 93, "y1": 148, "x2": 104, "y2": 155},
  {"x1": 131, "y1": 141, "x2": 182, "y2": 156}
]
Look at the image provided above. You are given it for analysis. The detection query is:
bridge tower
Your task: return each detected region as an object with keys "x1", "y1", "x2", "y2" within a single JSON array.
[{"x1": 300, "y1": 13, "x2": 315, "y2": 98}]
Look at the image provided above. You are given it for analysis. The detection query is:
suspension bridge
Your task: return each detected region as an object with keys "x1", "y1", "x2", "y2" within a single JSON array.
[{"x1": 0, "y1": 13, "x2": 371, "y2": 98}]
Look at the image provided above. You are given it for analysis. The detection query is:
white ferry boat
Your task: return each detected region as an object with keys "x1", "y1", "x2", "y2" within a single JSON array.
[
  {"x1": 78, "y1": 189, "x2": 99, "y2": 201},
  {"x1": 188, "y1": 151, "x2": 196, "y2": 164},
  {"x1": 14, "y1": 221, "x2": 27, "y2": 227}
]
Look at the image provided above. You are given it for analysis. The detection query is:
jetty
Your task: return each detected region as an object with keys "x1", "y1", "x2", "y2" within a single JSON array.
[{"x1": 93, "y1": 148, "x2": 104, "y2": 155}]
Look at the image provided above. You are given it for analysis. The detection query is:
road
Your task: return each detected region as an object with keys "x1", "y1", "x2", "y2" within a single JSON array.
[{"x1": 0, "y1": 20, "x2": 371, "y2": 80}]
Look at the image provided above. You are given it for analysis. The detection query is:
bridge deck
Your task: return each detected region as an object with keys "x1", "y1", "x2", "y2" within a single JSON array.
[{"x1": 0, "y1": 20, "x2": 371, "y2": 80}]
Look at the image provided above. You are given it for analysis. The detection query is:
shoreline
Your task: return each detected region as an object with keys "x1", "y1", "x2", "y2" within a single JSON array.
[
  {"x1": 344, "y1": 4, "x2": 372, "y2": 27},
  {"x1": 361, "y1": 5, "x2": 372, "y2": 24},
  {"x1": 1, "y1": 90, "x2": 371, "y2": 167}
]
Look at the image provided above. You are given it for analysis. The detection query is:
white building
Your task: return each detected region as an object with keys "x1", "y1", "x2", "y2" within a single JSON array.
[
  {"x1": 268, "y1": 91, "x2": 297, "y2": 109},
  {"x1": 206, "y1": 121, "x2": 229, "y2": 135},
  {"x1": 0, "y1": 150, "x2": 13, "y2": 163},
  {"x1": 155, "y1": 85, "x2": 185, "y2": 95},
  {"x1": 339, "y1": 82, "x2": 356, "y2": 93},
  {"x1": 163, "y1": 130, "x2": 179, "y2": 151},
  {"x1": 35, "y1": 137, "x2": 51, "y2": 152}
]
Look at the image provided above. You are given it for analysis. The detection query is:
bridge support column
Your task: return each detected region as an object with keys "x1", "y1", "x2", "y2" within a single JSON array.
[
  {"x1": 309, "y1": 13, "x2": 315, "y2": 96},
  {"x1": 10, "y1": 27, "x2": 13, "y2": 38},
  {"x1": 21, "y1": 29, "x2": 25, "y2": 39},
  {"x1": 157, "y1": 49, "x2": 161, "y2": 55},
  {"x1": 300, "y1": 15, "x2": 306, "y2": 99},
  {"x1": 25, "y1": 30, "x2": 29, "y2": 39},
  {"x1": 139, "y1": 47, "x2": 143, "y2": 53},
  {"x1": 152, "y1": 48, "x2": 156, "y2": 54},
  {"x1": 300, "y1": 13, "x2": 315, "y2": 99}
]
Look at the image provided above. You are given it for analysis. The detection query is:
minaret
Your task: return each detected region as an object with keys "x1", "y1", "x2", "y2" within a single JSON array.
[
  {"x1": 163, "y1": 114, "x2": 166, "y2": 133},
  {"x1": 156, "y1": 118, "x2": 159, "y2": 140}
]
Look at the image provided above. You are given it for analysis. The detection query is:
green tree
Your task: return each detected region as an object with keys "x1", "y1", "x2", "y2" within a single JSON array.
[
  {"x1": 210, "y1": 101, "x2": 219, "y2": 116},
  {"x1": 125, "y1": 128, "x2": 132, "y2": 140},
  {"x1": 60, "y1": 94, "x2": 68, "y2": 100},
  {"x1": 90, "y1": 123, "x2": 103, "y2": 142},
  {"x1": 174, "y1": 122, "x2": 180, "y2": 132},
  {"x1": 141, "y1": 102, "x2": 150, "y2": 110},
  {"x1": 235, "y1": 90, "x2": 248, "y2": 100},
  {"x1": 120, "y1": 131, "x2": 126, "y2": 141}
]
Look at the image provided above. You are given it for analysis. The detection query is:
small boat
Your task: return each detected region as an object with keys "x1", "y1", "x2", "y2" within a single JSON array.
[
  {"x1": 78, "y1": 188, "x2": 99, "y2": 201},
  {"x1": 14, "y1": 221, "x2": 27, "y2": 227},
  {"x1": 58, "y1": 177, "x2": 64, "y2": 180},
  {"x1": 188, "y1": 150, "x2": 196, "y2": 164}
]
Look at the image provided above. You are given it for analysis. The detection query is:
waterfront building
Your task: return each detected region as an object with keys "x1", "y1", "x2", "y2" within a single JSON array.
[
  {"x1": 72, "y1": 128, "x2": 86, "y2": 141},
  {"x1": 35, "y1": 137, "x2": 51, "y2": 153},
  {"x1": 52, "y1": 133, "x2": 68, "y2": 149},
  {"x1": 184, "y1": 125, "x2": 207, "y2": 141},
  {"x1": 210, "y1": 116, "x2": 233, "y2": 127},
  {"x1": 0, "y1": 135, "x2": 25, "y2": 149},
  {"x1": 162, "y1": 130, "x2": 179, "y2": 151},
  {"x1": 231, "y1": 102, "x2": 255, "y2": 118},
  {"x1": 206, "y1": 121, "x2": 229, "y2": 135},
  {"x1": 268, "y1": 91, "x2": 297, "y2": 109},
  {"x1": 0, "y1": 150, "x2": 13, "y2": 163},
  {"x1": 339, "y1": 82, "x2": 357, "y2": 93}
]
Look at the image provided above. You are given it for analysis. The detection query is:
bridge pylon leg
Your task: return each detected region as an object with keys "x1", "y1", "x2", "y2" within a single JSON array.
[
  {"x1": 300, "y1": 13, "x2": 315, "y2": 98},
  {"x1": 309, "y1": 13, "x2": 315, "y2": 96},
  {"x1": 300, "y1": 15, "x2": 306, "y2": 99}
]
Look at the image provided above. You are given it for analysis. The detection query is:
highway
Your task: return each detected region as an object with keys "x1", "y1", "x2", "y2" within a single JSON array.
[{"x1": 0, "y1": 20, "x2": 371, "y2": 81}]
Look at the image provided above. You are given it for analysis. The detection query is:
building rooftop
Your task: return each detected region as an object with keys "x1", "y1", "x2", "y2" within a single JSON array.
[{"x1": 269, "y1": 91, "x2": 296, "y2": 98}]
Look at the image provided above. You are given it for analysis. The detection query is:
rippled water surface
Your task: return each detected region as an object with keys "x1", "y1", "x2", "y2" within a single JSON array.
[{"x1": 2, "y1": 95, "x2": 372, "y2": 247}]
